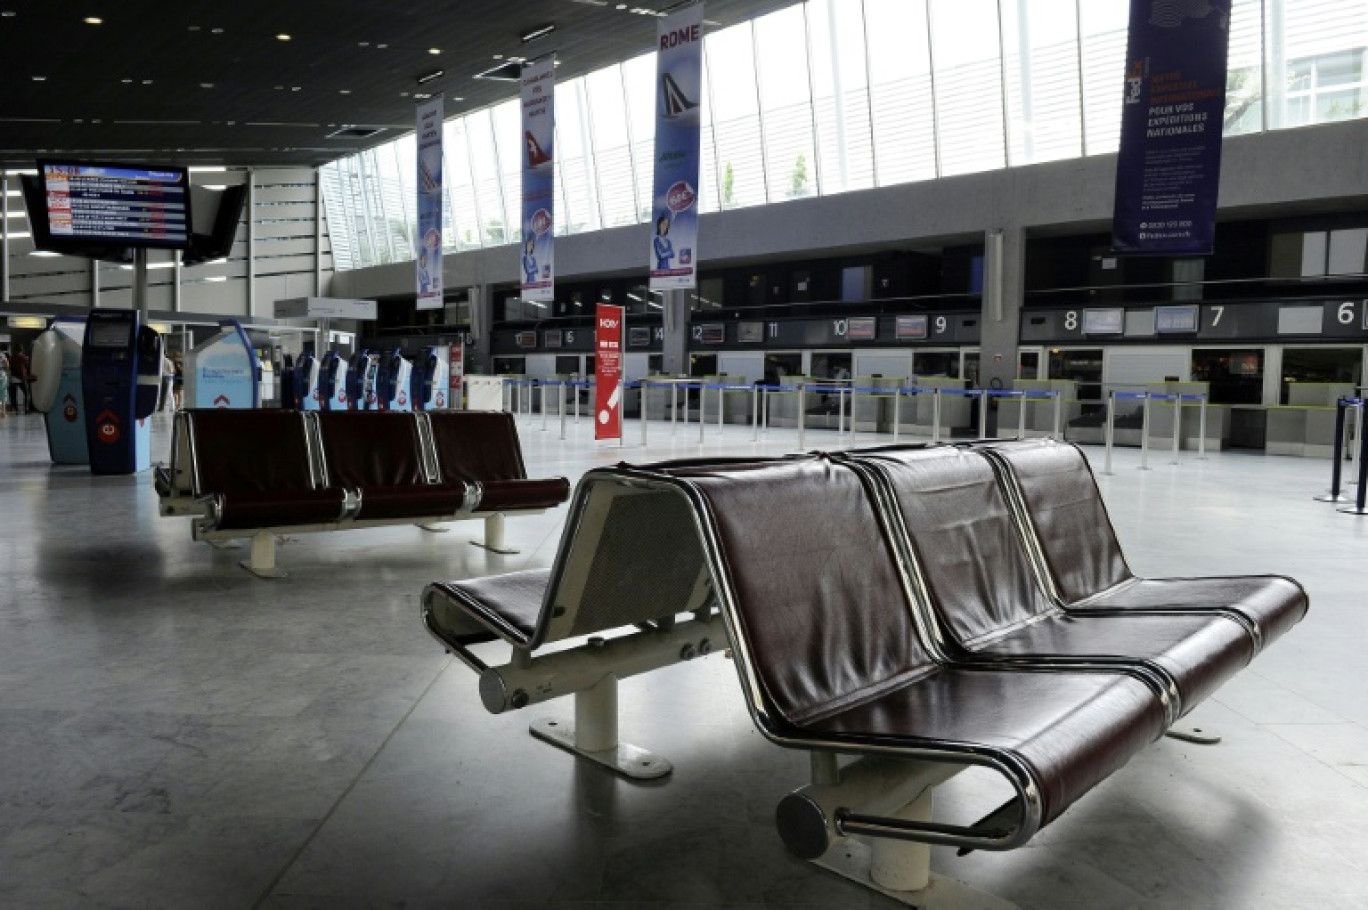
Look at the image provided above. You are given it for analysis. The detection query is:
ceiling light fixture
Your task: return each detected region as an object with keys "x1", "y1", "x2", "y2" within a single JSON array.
[
  {"x1": 84, "y1": 16, "x2": 102, "y2": 25},
  {"x1": 415, "y1": 68, "x2": 444, "y2": 85},
  {"x1": 276, "y1": 33, "x2": 291, "y2": 41},
  {"x1": 428, "y1": 47, "x2": 441, "y2": 55},
  {"x1": 338, "y1": 89, "x2": 351, "y2": 94},
  {"x1": 521, "y1": 24, "x2": 555, "y2": 43},
  {"x1": 31, "y1": 75, "x2": 46, "y2": 81}
]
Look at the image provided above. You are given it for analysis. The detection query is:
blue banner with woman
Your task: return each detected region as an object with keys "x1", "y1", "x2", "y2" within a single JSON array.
[
  {"x1": 648, "y1": 4, "x2": 704, "y2": 290},
  {"x1": 521, "y1": 58, "x2": 556, "y2": 303}
]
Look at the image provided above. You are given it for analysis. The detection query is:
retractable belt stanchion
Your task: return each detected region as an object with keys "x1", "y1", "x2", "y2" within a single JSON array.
[
  {"x1": 1017, "y1": 391, "x2": 1028, "y2": 440},
  {"x1": 671, "y1": 384, "x2": 678, "y2": 436},
  {"x1": 1102, "y1": 391, "x2": 1117, "y2": 475},
  {"x1": 1337, "y1": 404, "x2": 1368, "y2": 515},
  {"x1": 1052, "y1": 391, "x2": 1063, "y2": 440},
  {"x1": 540, "y1": 381, "x2": 549, "y2": 431},
  {"x1": 698, "y1": 384, "x2": 706, "y2": 446},
  {"x1": 931, "y1": 388, "x2": 942, "y2": 444},
  {"x1": 752, "y1": 384, "x2": 759, "y2": 441},
  {"x1": 558, "y1": 381, "x2": 566, "y2": 440},
  {"x1": 640, "y1": 381, "x2": 649, "y2": 446},
  {"x1": 1170, "y1": 393, "x2": 1182, "y2": 465},
  {"x1": 838, "y1": 386, "x2": 847, "y2": 442},
  {"x1": 978, "y1": 389, "x2": 989, "y2": 440},
  {"x1": 797, "y1": 383, "x2": 807, "y2": 450},
  {"x1": 1139, "y1": 392, "x2": 1153, "y2": 471},
  {"x1": 1316, "y1": 396, "x2": 1356, "y2": 503},
  {"x1": 1348, "y1": 400, "x2": 1363, "y2": 486},
  {"x1": 1197, "y1": 394, "x2": 1209, "y2": 460},
  {"x1": 892, "y1": 388, "x2": 902, "y2": 444}
]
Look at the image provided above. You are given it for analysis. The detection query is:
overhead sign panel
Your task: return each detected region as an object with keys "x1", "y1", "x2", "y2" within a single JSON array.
[
  {"x1": 40, "y1": 160, "x2": 191, "y2": 249},
  {"x1": 520, "y1": 57, "x2": 556, "y2": 303}
]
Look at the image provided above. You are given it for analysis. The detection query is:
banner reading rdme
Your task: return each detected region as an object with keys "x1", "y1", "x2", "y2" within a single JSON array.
[{"x1": 1112, "y1": 0, "x2": 1232, "y2": 256}]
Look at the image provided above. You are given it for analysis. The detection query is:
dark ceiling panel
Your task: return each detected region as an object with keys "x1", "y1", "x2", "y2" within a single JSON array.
[{"x1": 0, "y1": 0, "x2": 798, "y2": 169}]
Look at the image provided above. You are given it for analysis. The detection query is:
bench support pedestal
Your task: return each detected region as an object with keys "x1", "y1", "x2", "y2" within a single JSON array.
[
  {"x1": 1166, "y1": 724, "x2": 1221, "y2": 745},
  {"x1": 529, "y1": 674, "x2": 672, "y2": 781},
  {"x1": 471, "y1": 513, "x2": 520, "y2": 555},
  {"x1": 240, "y1": 531, "x2": 287, "y2": 579}
]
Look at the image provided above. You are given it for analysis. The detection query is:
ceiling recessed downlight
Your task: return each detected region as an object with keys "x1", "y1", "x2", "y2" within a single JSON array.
[
  {"x1": 84, "y1": 16, "x2": 102, "y2": 25},
  {"x1": 276, "y1": 33, "x2": 291, "y2": 41},
  {"x1": 428, "y1": 47, "x2": 441, "y2": 55}
]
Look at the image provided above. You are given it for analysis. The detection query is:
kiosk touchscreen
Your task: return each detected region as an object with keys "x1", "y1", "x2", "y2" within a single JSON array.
[
  {"x1": 184, "y1": 320, "x2": 260, "y2": 410},
  {"x1": 31, "y1": 317, "x2": 90, "y2": 465},
  {"x1": 319, "y1": 349, "x2": 349, "y2": 410},
  {"x1": 412, "y1": 346, "x2": 450, "y2": 411},
  {"x1": 380, "y1": 350, "x2": 413, "y2": 412},
  {"x1": 81, "y1": 309, "x2": 162, "y2": 475},
  {"x1": 296, "y1": 352, "x2": 321, "y2": 411}
]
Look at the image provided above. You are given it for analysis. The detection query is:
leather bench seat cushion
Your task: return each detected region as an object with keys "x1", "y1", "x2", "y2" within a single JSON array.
[
  {"x1": 189, "y1": 409, "x2": 317, "y2": 495},
  {"x1": 215, "y1": 489, "x2": 346, "y2": 530},
  {"x1": 356, "y1": 483, "x2": 467, "y2": 521},
  {"x1": 426, "y1": 568, "x2": 551, "y2": 647},
  {"x1": 969, "y1": 612, "x2": 1254, "y2": 712},
  {"x1": 806, "y1": 666, "x2": 1166, "y2": 827},
  {"x1": 428, "y1": 411, "x2": 530, "y2": 483},
  {"x1": 478, "y1": 477, "x2": 571, "y2": 512},
  {"x1": 317, "y1": 411, "x2": 428, "y2": 488},
  {"x1": 1075, "y1": 576, "x2": 1308, "y2": 650}
]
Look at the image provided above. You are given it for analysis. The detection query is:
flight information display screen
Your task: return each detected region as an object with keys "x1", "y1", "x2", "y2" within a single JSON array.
[{"x1": 40, "y1": 161, "x2": 191, "y2": 249}]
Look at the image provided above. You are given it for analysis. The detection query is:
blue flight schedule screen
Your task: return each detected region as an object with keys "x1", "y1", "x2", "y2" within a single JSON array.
[{"x1": 42, "y1": 162, "x2": 190, "y2": 248}]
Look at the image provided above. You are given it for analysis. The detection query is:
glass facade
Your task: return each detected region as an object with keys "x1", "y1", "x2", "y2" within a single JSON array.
[{"x1": 321, "y1": 0, "x2": 1368, "y2": 272}]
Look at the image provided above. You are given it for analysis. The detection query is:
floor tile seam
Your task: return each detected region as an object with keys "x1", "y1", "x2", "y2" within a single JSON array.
[
  {"x1": 1259, "y1": 723, "x2": 1368, "y2": 786},
  {"x1": 247, "y1": 652, "x2": 458, "y2": 910}
]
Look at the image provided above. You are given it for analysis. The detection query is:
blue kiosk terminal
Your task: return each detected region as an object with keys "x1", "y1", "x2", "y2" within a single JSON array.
[
  {"x1": 30, "y1": 316, "x2": 90, "y2": 466},
  {"x1": 81, "y1": 309, "x2": 164, "y2": 475},
  {"x1": 184, "y1": 320, "x2": 260, "y2": 410}
]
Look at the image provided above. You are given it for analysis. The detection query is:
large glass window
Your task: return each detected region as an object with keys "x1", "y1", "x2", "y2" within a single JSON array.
[
  {"x1": 1280, "y1": 346, "x2": 1363, "y2": 402},
  {"x1": 321, "y1": 0, "x2": 1368, "y2": 272},
  {"x1": 1192, "y1": 348, "x2": 1265, "y2": 405}
]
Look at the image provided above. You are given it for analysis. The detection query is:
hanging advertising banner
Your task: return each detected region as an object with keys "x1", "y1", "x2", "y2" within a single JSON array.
[
  {"x1": 594, "y1": 304, "x2": 625, "y2": 440},
  {"x1": 520, "y1": 58, "x2": 556, "y2": 303},
  {"x1": 1111, "y1": 0, "x2": 1232, "y2": 256},
  {"x1": 648, "y1": 3, "x2": 704, "y2": 290},
  {"x1": 415, "y1": 95, "x2": 445, "y2": 310}
]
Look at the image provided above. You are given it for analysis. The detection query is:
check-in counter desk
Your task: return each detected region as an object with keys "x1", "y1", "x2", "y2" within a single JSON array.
[
  {"x1": 894, "y1": 376, "x2": 974, "y2": 437},
  {"x1": 852, "y1": 376, "x2": 902, "y2": 432},
  {"x1": 1266, "y1": 383, "x2": 1356, "y2": 457},
  {"x1": 642, "y1": 376, "x2": 693, "y2": 421},
  {"x1": 998, "y1": 380, "x2": 1082, "y2": 439},
  {"x1": 1143, "y1": 381, "x2": 1227, "y2": 452},
  {"x1": 767, "y1": 375, "x2": 813, "y2": 428},
  {"x1": 698, "y1": 374, "x2": 751, "y2": 424}
]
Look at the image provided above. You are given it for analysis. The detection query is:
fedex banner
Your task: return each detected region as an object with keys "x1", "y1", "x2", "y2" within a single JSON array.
[
  {"x1": 1112, "y1": 0, "x2": 1232, "y2": 256},
  {"x1": 416, "y1": 95, "x2": 444, "y2": 310},
  {"x1": 648, "y1": 4, "x2": 704, "y2": 290},
  {"x1": 594, "y1": 304, "x2": 625, "y2": 441},
  {"x1": 520, "y1": 58, "x2": 556, "y2": 303}
]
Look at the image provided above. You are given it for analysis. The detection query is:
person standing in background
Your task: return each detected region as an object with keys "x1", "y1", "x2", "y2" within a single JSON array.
[
  {"x1": 10, "y1": 345, "x2": 30, "y2": 415},
  {"x1": 172, "y1": 356, "x2": 184, "y2": 410},
  {"x1": 0, "y1": 348, "x2": 10, "y2": 420}
]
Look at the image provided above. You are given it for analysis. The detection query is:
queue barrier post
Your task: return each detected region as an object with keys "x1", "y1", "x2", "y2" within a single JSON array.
[
  {"x1": 671, "y1": 384, "x2": 679, "y2": 436},
  {"x1": 1197, "y1": 394, "x2": 1208, "y2": 460},
  {"x1": 752, "y1": 384, "x2": 760, "y2": 441},
  {"x1": 640, "y1": 381, "x2": 649, "y2": 446},
  {"x1": 1016, "y1": 392, "x2": 1027, "y2": 440},
  {"x1": 1337, "y1": 400, "x2": 1368, "y2": 515},
  {"x1": 1052, "y1": 391, "x2": 1063, "y2": 440},
  {"x1": 798, "y1": 383, "x2": 807, "y2": 451},
  {"x1": 558, "y1": 381, "x2": 566, "y2": 441},
  {"x1": 1139, "y1": 392, "x2": 1152, "y2": 471},
  {"x1": 1170, "y1": 393, "x2": 1182, "y2": 465},
  {"x1": 931, "y1": 388, "x2": 942, "y2": 445},
  {"x1": 978, "y1": 389, "x2": 989, "y2": 440},
  {"x1": 838, "y1": 386, "x2": 847, "y2": 441},
  {"x1": 698, "y1": 384, "x2": 706, "y2": 446},
  {"x1": 1349, "y1": 401, "x2": 1363, "y2": 486},
  {"x1": 1316, "y1": 396, "x2": 1353, "y2": 502},
  {"x1": 892, "y1": 389, "x2": 902, "y2": 444},
  {"x1": 1102, "y1": 391, "x2": 1117, "y2": 475}
]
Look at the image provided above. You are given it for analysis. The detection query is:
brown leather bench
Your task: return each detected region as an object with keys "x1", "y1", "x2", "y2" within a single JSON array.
[
  {"x1": 157, "y1": 409, "x2": 569, "y2": 577},
  {"x1": 977, "y1": 438, "x2": 1308, "y2": 652},
  {"x1": 840, "y1": 445, "x2": 1258, "y2": 718},
  {"x1": 420, "y1": 449, "x2": 1305, "y2": 905}
]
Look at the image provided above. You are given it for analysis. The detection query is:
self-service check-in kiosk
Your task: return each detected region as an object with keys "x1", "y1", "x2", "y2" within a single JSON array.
[
  {"x1": 412, "y1": 346, "x2": 450, "y2": 411},
  {"x1": 81, "y1": 309, "x2": 162, "y2": 475},
  {"x1": 31, "y1": 317, "x2": 89, "y2": 465},
  {"x1": 344, "y1": 351, "x2": 365, "y2": 410},
  {"x1": 279, "y1": 353, "x2": 297, "y2": 410},
  {"x1": 380, "y1": 349, "x2": 413, "y2": 412},
  {"x1": 185, "y1": 320, "x2": 261, "y2": 410},
  {"x1": 320, "y1": 349, "x2": 349, "y2": 410},
  {"x1": 296, "y1": 352, "x2": 321, "y2": 411}
]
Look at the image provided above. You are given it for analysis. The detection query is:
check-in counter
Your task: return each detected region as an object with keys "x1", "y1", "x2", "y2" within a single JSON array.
[
  {"x1": 767, "y1": 375, "x2": 812, "y2": 428},
  {"x1": 852, "y1": 376, "x2": 903, "y2": 433},
  {"x1": 895, "y1": 376, "x2": 972, "y2": 436},
  {"x1": 998, "y1": 380, "x2": 1082, "y2": 439},
  {"x1": 1266, "y1": 382, "x2": 1356, "y2": 457},
  {"x1": 699, "y1": 374, "x2": 752, "y2": 424},
  {"x1": 1143, "y1": 381, "x2": 1227, "y2": 452}
]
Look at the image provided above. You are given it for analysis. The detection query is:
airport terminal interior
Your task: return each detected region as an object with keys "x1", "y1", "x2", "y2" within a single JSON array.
[{"x1": 3, "y1": 0, "x2": 1368, "y2": 907}]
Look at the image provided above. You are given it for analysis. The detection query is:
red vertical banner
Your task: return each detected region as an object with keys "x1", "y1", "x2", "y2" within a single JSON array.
[
  {"x1": 448, "y1": 341, "x2": 464, "y2": 409},
  {"x1": 594, "y1": 304, "x2": 625, "y2": 440}
]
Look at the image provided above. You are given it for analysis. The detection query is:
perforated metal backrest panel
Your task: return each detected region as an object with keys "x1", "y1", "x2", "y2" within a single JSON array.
[{"x1": 543, "y1": 483, "x2": 711, "y2": 644}]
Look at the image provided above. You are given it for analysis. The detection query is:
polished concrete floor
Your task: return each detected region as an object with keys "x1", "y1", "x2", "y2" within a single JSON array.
[{"x1": 1, "y1": 408, "x2": 1366, "y2": 909}]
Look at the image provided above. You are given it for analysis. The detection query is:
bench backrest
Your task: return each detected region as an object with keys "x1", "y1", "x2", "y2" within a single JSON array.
[
  {"x1": 315, "y1": 411, "x2": 431, "y2": 488},
  {"x1": 426, "y1": 411, "x2": 528, "y2": 484},
  {"x1": 663, "y1": 458, "x2": 936, "y2": 728},
  {"x1": 847, "y1": 446, "x2": 1055, "y2": 648},
  {"x1": 186, "y1": 409, "x2": 318, "y2": 495},
  {"x1": 981, "y1": 440, "x2": 1130, "y2": 603},
  {"x1": 531, "y1": 474, "x2": 712, "y2": 647}
]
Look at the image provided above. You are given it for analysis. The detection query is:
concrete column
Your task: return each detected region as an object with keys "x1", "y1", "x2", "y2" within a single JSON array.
[
  {"x1": 468, "y1": 284, "x2": 493, "y2": 374},
  {"x1": 980, "y1": 225, "x2": 1025, "y2": 394},
  {"x1": 662, "y1": 289, "x2": 691, "y2": 375},
  {"x1": 246, "y1": 169, "x2": 257, "y2": 317}
]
